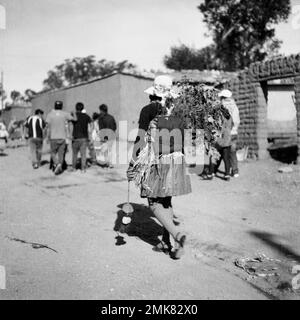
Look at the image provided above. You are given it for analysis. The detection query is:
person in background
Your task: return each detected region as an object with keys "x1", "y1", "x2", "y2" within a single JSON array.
[
  {"x1": 98, "y1": 104, "x2": 117, "y2": 168},
  {"x1": 8, "y1": 118, "x2": 18, "y2": 139},
  {"x1": 0, "y1": 113, "x2": 9, "y2": 151},
  {"x1": 70, "y1": 102, "x2": 93, "y2": 172},
  {"x1": 218, "y1": 89, "x2": 240, "y2": 177},
  {"x1": 24, "y1": 109, "x2": 46, "y2": 169},
  {"x1": 82, "y1": 109, "x2": 97, "y2": 165},
  {"x1": 91, "y1": 112, "x2": 99, "y2": 139},
  {"x1": 207, "y1": 111, "x2": 233, "y2": 181},
  {"x1": 46, "y1": 101, "x2": 75, "y2": 175}
]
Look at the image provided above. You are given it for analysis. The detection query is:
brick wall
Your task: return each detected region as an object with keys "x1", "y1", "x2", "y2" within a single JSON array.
[
  {"x1": 294, "y1": 76, "x2": 300, "y2": 162},
  {"x1": 228, "y1": 55, "x2": 300, "y2": 161},
  {"x1": 229, "y1": 70, "x2": 268, "y2": 159},
  {"x1": 229, "y1": 71, "x2": 300, "y2": 160}
]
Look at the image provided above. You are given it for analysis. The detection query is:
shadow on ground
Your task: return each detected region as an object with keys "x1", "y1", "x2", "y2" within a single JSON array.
[
  {"x1": 249, "y1": 231, "x2": 300, "y2": 263},
  {"x1": 268, "y1": 145, "x2": 298, "y2": 164},
  {"x1": 114, "y1": 203, "x2": 163, "y2": 247},
  {"x1": 188, "y1": 164, "x2": 204, "y2": 175},
  {"x1": 40, "y1": 160, "x2": 50, "y2": 166}
]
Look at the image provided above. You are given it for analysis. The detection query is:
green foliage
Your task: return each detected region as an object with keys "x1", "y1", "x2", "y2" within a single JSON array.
[
  {"x1": 24, "y1": 89, "x2": 37, "y2": 102},
  {"x1": 172, "y1": 82, "x2": 229, "y2": 146},
  {"x1": 43, "y1": 55, "x2": 137, "y2": 90},
  {"x1": 7, "y1": 89, "x2": 36, "y2": 105},
  {"x1": 164, "y1": 44, "x2": 218, "y2": 71},
  {"x1": 199, "y1": 0, "x2": 291, "y2": 71}
]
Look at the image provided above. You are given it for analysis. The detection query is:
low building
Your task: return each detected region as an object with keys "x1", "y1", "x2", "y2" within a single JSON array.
[
  {"x1": 32, "y1": 72, "x2": 154, "y2": 140},
  {"x1": 1, "y1": 103, "x2": 32, "y2": 126},
  {"x1": 31, "y1": 69, "x2": 239, "y2": 142}
]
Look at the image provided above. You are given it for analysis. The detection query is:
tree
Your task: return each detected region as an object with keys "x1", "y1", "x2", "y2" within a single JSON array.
[
  {"x1": 10, "y1": 90, "x2": 21, "y2": 103},
  {"x1": 43, "y1": 56, "x2": 138, "y2": 90},
  {"x1": 24, "y1": 89, "x2": 37, "y2": 102},
  {"x1": 164, "y1": 44, "x2": 218, "y2": 71},
  {"x1": 7, "y1": 89, "x2": 36, "y2": 105},
  {"x1": 0, "y1": 84, "x2": 6, "y2": 101},
  {"x1": 198, "y1": 0, "x2": 291, "y2": 71}
]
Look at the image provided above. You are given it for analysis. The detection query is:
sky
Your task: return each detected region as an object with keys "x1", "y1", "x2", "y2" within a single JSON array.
[{"x1": 0, "y1": 0, "x2": 300, "y2": 97}]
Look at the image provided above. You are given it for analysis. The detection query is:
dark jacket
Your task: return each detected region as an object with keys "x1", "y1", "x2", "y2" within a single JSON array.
[
  {"x1": 155, "y1": 115, "x2": 185, "y2": 155},
  {"x1": 98, "y1": 113, "x2": 117, "y2": 132},
  {"x1": 25, "y1": 115, "x2": 46, "y2": 139}
]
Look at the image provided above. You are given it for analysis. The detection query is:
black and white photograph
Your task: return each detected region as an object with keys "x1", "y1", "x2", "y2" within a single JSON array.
[{"x1": 0, "y1": 0, "x2": 300, "y2": 304}]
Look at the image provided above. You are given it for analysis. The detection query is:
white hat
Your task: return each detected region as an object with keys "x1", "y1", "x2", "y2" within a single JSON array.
[
  {"x1": 144, "y1": 75, "x2": 176, "y2": 98},
  {"x1": 218, "y1": 89, "x2": 232, "y2": 98}
]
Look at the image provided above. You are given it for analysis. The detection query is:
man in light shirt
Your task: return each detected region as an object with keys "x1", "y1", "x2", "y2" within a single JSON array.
[
  {"x1": 218, "y1": 90, "x2": 240, "y2": 177},
  {"x1": 46, "y1": 101, "x2": 75, "y2": 175}
]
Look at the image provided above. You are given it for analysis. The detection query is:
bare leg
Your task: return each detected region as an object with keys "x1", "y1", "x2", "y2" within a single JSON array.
[
  {"x1": 150, "y1": 203, "x2": 178, "y2": 239},
  {"x1": 150, "y1": 203, "x2": 186, "y2": 258}
]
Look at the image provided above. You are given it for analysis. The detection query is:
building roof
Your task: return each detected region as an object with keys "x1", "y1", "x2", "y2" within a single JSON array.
[
  {"x1": 268, "y1": 78, "x2": 295, "y2": 85},
  {"x1": 34, "y1": 69, "x2": 237, "y2": 98},
  {"x1": 167, "y1": 70, "x2": 237, "y2": 84},
  {"x1": 36, "y1": 71, "x2": 155, "y2": 97},
  {"x1": 5, "y1": 102, "x2": 32, "y2": 109}
]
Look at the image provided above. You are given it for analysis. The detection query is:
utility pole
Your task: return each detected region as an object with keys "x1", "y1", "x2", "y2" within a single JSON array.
[
  {"x1": 0, "y1": 4, "x2": 6, "y2": 110},
  {"x1": 0, "y1": 70, "x2": 3, "y2": 110}
]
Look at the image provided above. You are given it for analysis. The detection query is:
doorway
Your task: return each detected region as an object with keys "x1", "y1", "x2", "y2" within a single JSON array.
[{"x1": 266, "y1": 79, "x2": 297, "y2": 163}]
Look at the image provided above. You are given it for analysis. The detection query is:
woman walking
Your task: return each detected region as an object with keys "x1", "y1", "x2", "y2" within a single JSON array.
[{"x1": 127, "y1": 76, "x2": 192, "y2": 259}]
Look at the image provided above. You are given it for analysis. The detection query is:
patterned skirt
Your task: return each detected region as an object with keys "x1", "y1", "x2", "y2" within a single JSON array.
[{"x1": 141, "y1": 152, "x2": 192, "y2": 198}]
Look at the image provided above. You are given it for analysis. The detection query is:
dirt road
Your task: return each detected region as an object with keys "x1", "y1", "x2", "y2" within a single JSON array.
[{"x1": 0, "y1": 146, "x2": 300, "y2": 300}]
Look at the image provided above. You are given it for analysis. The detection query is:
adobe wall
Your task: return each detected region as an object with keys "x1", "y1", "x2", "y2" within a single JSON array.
[
  {"x1": 295, "y1": 76, "x2": 300, "y2": 161},
  {"x1": 228, "y1": 54, "x2": 300, "y2": 161}
]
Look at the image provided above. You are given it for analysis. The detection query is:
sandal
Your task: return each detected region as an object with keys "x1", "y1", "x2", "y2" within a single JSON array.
[
  {"x1": 153, "y1": 241, "x2": 172, "y2": 254},
  {"x1": 172, "y1": 232, "x2": 186, "y2": 259}
]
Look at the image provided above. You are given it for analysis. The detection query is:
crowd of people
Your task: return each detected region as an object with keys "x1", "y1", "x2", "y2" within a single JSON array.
[
  {"x1": 2, "y1": 76, "x2": 240, "y2": 260},
  {"x1": 23, "y1": 101, "x2": 117, "y2": 174}
]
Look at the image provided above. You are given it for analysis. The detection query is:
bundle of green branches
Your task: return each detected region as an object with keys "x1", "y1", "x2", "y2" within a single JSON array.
[
  {"x1": 172, "y1": 82, "x2": 230, "y2": 157},
  {"x1": 131, "y1": 82, "x2": 229, "y2": 189}
]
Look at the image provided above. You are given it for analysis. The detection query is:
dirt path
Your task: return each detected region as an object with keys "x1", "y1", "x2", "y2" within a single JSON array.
[{"x1": 0, "y1": 147, "x2": 300, "y2": 300}]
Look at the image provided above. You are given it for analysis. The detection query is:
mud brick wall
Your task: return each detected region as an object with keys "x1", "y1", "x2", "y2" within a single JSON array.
[
  {"x1": 227, "y1": 54, "x2": 300, "y2": 161},
  {"x1": 229, "y1": 71, "x2": 268, "y2": 159},
  {"x1": 294, "y1": 76, "x2": 300, "y2": 162}
]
